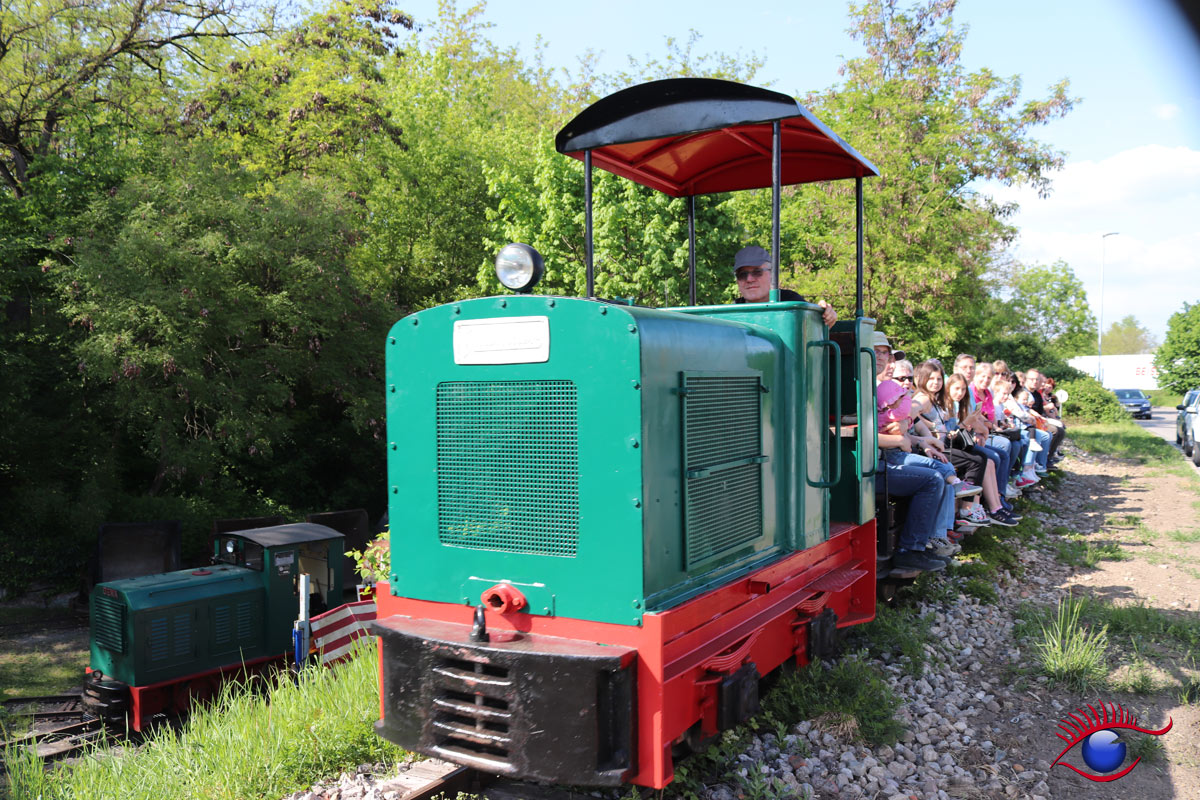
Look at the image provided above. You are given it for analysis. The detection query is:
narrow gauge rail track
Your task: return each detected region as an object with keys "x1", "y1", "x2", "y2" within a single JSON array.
[{"x1": 1, "y1": 693, "x2": 106, "y2": 763}]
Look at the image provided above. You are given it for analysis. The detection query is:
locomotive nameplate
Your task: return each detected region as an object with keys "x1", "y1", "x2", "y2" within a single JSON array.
[{"x1": 452, "y1": 316, "x2": 550, "y2": 365}]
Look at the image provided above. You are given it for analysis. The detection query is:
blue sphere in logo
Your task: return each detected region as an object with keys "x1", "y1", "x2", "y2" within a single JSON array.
[{"x1": 1081, "y1": 729, "x2": 1127, "y2": 773}]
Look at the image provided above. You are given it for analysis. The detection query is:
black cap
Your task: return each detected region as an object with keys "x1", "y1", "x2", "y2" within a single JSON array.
[{"x1": 733, "y1": 245, "x2": 770, "y2": 274}]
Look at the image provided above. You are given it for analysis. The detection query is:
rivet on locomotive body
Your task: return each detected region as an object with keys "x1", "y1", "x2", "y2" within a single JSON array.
[
  {"x1": 547, "y1": 299, "x2": 556, "y2": 308},
  {"x1": 499, "y1": 299, "x2": 507, "y2": 308},
  {"x1": 392, "y1": 486, "x2": 399, "y2": 494},
  {"x1": 632, "y1": 498, "x2": 641, "y2": 508},
  {"x1": 388, "y1": 336, "x2": 396, "y2": 344},
  {"x1": 390, "y1": 443, "x2": 398, "y2": 451},
  {"x1": 627, "y1": 324, "x2": 637, "y2": 333},
  {"x1": 599, "y1": 307, "x2": 607, "y2": 315},
  {"x1": 632, "y1": 380, "x2": 641, "y2": 389},
  {"x1": 453, "y1": 305, "x2": 461, "y2": 314},
  {"x1": 390, "y1": 385, "x2": 396, "y2": 393},
  {"x1": 630, "y1": 438, "x2": 640, "y2": 449}
]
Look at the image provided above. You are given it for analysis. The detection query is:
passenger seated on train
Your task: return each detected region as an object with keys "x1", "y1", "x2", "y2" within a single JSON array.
[
  {"x1": 731, "y1": 245, "x2": 837, "y2": 326},
  {"x1": 910, "y1": 360, "x2": 1006, "y2": 530},
  {"x1": 872, "y1": 334, "x2": 951, "y2": 574},
  {"x1": 871, "y1": 331, "x2": 902, "y2": 383}
]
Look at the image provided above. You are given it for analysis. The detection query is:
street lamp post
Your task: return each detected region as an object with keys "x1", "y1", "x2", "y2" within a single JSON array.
[{"x1": 1098, "y1": 231, "x2": 1119, "y2": 385}]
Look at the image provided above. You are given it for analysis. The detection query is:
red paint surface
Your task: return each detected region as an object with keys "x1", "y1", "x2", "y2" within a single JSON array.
[{"x1": 375, "y1": 519, "x2": 876, "y2": 788}]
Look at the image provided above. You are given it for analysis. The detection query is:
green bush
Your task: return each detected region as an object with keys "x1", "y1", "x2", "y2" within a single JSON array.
[{"x1": 1059, "y1": 376, "x2": 1127, "y2": 422}]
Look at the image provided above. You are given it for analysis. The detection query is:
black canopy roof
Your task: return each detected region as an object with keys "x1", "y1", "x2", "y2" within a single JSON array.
[{"x1": 554, "y1": 78, "x2": 878, "y2": 197}]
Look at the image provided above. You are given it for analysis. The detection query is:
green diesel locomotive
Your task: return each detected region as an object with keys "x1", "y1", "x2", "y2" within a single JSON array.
[
  {"x1": 371, "y1": 78, "x2": 883, "y2": 789},
  {"x1": 83, "y1": 523, "x2": 344, "y2": 729}
]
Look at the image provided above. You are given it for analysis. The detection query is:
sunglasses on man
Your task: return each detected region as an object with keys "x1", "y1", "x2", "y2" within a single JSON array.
[{"x1": 735, "y1": 268, "x2": 769, "y2": 281}]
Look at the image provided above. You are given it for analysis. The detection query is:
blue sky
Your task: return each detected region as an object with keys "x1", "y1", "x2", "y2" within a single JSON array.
[{"x1": 399, "y1": 0, "x2": 1200, "y2": 344}]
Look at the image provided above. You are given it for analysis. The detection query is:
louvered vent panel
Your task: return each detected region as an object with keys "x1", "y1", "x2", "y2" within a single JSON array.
[
  {"x1": 237, "y1": 601, "x2": 254, "y2": 640},
  {"x1": 93, "y1": 594, "x2": 126, "y2": 654},
  {"x1": 436, "y1": 381, "x2": 579, "y2": 557},
  {"x1": 213, "y1": 605, "x2": 232, "y2": 645},
  {"x1": 172, "y1": 612, "x2": 192, "y2": 657},
  {"x1": 147, "y1": 617, "x2": 169, "y2": 662}
]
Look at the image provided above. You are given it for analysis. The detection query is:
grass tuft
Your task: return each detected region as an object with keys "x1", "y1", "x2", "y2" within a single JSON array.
[{"x1": 1034, "y1": 596, "x2": 1109, "y2": 691}]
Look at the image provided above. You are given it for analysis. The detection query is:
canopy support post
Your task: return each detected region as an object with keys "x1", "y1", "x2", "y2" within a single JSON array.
[
  {"x1": 856, "y1": 177, "x2": 864, "y2": 318},
  {"x1": 585, "y1": 149, "x2": 595, "y2": 299},
  {"x1": 771, "y1": 121, "x2": 781, "y2": 302},
  {"x1": 687, "y1": 195, "x2": 697, "y2": 305}
]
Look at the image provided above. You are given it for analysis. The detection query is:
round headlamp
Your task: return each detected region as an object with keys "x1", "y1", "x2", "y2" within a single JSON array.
[{"x1": 494, "y1": 243, "x2": 544, "y2": 293}]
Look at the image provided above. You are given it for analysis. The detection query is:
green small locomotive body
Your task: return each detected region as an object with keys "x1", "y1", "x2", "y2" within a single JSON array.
[{"x1": 85, "y1": 523, "x2": 344, "y2": 728}]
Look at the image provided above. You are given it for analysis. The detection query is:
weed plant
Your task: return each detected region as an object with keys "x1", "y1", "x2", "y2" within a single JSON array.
[
  {"x1": 1034, "y1": 596, "x2": 1109, "y2": 691},
  {"x1": 7, "y1": 644, "x2": 405, "y2": 800},
  {"x1": 845, "y1": 603, "x2": 933, "y2": 676},
  {"x1": 1126, "y1": 729, "x2": 1166, "y2": 764},
  {"x1": 961, "y1": 578, "x2": 998, "y2": 604},
  {"x1": 1053, "y1": 536, "x2": 1132, "y2": 568},
  {"x1": 1179, "y1": 675, "x2": 1200, "y2": 705},
  {"x1": 758, "y1": 657, "x2": 904, "y2": 747}
]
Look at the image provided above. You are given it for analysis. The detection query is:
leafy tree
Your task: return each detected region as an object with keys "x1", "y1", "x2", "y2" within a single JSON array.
[
  {"x1": 182, "y1": 0, "x2": 412, "y2": 179},
  {"x1": 1155, "y1": 302, "x2": 1200, "y2": 393},
  {"x1": 1001, "y1": 260, "x2": 1096, "y2": 357},
  {"x1": 1100, "y1": 314, "x2": 1157, "y2": 355},
  {"x1": 43, "y1": 142, "x2": 393, "y2": 560},
  {"x1": 732, "y1": 0, "x2": 1076, "y2": 356},
  {"x1": 0, "y1": 0, "x2": 267, "y2": 198}
]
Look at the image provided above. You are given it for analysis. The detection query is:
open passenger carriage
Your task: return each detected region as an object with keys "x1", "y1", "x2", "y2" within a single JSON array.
[{"x1": 371, "y1": 77, "x2": 884, "y2": 789}]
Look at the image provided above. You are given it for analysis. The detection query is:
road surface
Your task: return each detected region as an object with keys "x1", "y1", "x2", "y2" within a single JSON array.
[{"x1": 1137, "y1": 406, "x2": 1200, "y2": 473}]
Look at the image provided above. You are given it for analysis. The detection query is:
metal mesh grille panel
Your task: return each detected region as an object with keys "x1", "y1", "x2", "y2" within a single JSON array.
[
  {"x1": 685, "y1": 376, "x2": 763, "y2": 466},
  {"x1": 436, "y1": 381, "x2": 579, "y2": 557},
  {"x1": 683, "y1": 375, "x2": 763, "y2": 568}
]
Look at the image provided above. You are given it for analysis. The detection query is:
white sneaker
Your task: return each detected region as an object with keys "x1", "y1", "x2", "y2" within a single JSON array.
[
  {"x1": 927, "y1": 537, "x2": 961, "y2": 557},
  {"x1": 1029, "y1": 439, "x2": 1043, "y2": 452},
  {"x1": 1005, "y1": 482, "x2": 1021, "y2": 498}
]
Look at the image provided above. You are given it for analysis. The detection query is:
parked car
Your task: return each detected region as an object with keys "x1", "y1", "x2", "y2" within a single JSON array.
[
  {"x1": 1180, "y1": 391, "x2": 1200, "y2": 457},
  {"x1": 1113, "y1": 388, "x2": 1152, "y2": 419},
  {"x1": 1177, "y1": 389, "x2": 1199, "y2": 445},
  {"x1": 1185, "y1": 403, "x2": 1200, "y2": 466}
]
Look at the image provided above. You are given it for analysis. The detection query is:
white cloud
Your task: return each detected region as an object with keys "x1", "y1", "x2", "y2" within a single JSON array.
[
  {"x1": 1154, "y1": 103, "x2": 1181, "y2": 120},
  {"x1": 980, "y1": 144, "x2": 1200, "y2": 341}
]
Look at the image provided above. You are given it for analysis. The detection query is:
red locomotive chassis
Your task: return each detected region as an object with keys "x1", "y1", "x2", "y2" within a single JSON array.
[{"x1": 371, "y1": 519, "x2": 875, "y2": 789}]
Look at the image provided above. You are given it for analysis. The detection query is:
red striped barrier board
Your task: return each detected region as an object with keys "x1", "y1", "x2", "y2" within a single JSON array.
[{"x1": 310, "y1": 600, "x2": 377, "y2": 666}]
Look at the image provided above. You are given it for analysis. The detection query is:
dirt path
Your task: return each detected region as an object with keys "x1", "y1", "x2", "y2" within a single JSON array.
[{"x1": 1001, "y1": 439, "x2": 1200, "y2": 800}]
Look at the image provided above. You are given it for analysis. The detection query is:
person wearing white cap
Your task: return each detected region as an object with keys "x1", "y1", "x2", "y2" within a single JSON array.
[{"x1": 732, "y1": 245, "x2": 837, "y2": 327}]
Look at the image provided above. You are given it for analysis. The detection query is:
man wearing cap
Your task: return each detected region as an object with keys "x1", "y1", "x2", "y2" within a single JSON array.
[
  {"x1": 732, "y1": 245, "x2": 838, "y2": 327},
  {"x1": 872, "y1": 331, "x2": 902, "y2": 383}
]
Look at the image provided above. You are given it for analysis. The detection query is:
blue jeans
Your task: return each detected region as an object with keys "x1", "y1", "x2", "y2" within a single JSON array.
[
  {"x1": 1029, "y1": 427, "x2": 1051, "y2": 469},
  {"x1": 986, "y1": 434, "x2": 1015, "y2": 481},
  {"x1": 882, "y1": 458, "x2": 946, "y2": 552},
  {"x1": 882, "y1": 448, "x2": 956, "y2": 480}
]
